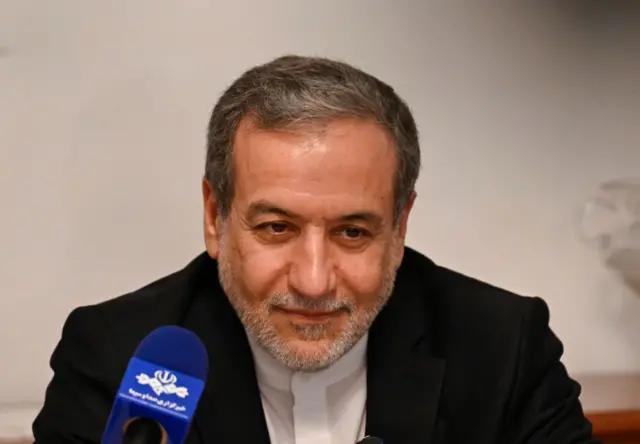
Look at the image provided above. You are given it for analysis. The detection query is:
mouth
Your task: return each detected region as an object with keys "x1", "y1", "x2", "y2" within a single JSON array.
[{"x1": 275, "y1": 307, "x2": 344, "y2": 323}]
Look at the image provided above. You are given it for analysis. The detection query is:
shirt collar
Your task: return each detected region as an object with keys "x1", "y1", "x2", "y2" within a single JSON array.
[{"x1": 247, "y1": 332, "x2": 368, "y2": 392}]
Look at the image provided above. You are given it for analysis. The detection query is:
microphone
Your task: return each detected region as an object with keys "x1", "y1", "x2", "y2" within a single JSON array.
[{"x1": 101, "y1": 325, "x2": 209, "y2": 444}]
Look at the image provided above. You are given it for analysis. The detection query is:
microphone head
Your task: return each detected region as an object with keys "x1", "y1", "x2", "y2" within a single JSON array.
[
  {"x1": 133, "y1": 325, "x2": 209, "y2": 381},
  {"x1": 101, "y1": 325, "x2": 209, "y2": 444}
]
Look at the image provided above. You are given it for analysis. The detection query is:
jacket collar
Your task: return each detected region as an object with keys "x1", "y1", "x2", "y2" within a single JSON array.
[{"x1": 365, "y1": 248, "x2": 446, "y2": 444}]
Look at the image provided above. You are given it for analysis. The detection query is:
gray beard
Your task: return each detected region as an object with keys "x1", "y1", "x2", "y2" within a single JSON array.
[{"x1": 216, "y1": 241, "x2": 397, "y2": 372}]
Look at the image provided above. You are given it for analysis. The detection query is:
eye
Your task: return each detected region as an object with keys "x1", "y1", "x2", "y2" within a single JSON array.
[
  {"x1": 334, "y1": 226, "x2": 372, "y2": 243},
  {"x1": 342, "y1": 226, "x2": 366, "y2": 239},
  {"x1": 260, "y1": 222, "x2": 289, "y2": 234},
  {"x1": 252, "y1": 222, "x2": 296, "y2": 245}
]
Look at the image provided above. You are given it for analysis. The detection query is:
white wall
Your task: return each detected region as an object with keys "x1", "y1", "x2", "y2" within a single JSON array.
[{"x1": 1, "y1": 0, "x2": 639, "y2": 416}]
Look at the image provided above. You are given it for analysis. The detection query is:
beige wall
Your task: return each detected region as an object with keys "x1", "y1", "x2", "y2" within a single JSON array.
[{"x1": 1, "y1": 0, "x2": 639, "y2": 434}]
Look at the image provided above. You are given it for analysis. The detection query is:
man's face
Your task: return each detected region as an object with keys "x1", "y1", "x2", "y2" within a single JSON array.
[{"x1": 203, "y1": 117, "x2": 414, "y2": 371}]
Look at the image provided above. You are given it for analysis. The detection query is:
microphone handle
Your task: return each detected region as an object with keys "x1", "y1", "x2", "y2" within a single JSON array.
[{"x1": 122, "y1": 418, "x2": 167, "y2": 444}]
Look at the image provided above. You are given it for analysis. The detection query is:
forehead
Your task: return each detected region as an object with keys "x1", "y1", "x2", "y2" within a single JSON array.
[{"x1": 231, "y1": 117, "x2": 397, "y2": 215}]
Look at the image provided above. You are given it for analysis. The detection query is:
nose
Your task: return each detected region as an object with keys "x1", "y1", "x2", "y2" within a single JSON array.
[{"x1": 288, "y1": 230, "x2": 336, "y2": 299}]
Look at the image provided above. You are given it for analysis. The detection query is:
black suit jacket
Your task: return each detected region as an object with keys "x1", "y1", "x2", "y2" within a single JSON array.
[{"x1": 33, "y1": 247, "x2": 599, "y2": 444}]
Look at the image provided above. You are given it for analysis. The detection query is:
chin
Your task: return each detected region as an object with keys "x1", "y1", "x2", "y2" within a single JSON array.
[
  {"x1": 272, "y1": 333, "x2": 343, "y2": 372},
  {"x1": 287, "y1": 336, "x2": 334, "y2": 351},
  {"x1": 256, "y1": 316, "x2": 362, "y2": 371}
]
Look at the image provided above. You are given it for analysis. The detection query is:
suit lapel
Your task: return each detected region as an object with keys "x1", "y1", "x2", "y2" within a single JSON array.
[
  {"x1": 365, "y1": 253, "x2": 446, "y2": 444},
  {"x1": 182, "y1": 256, "x2": 271, "y2": 444}
]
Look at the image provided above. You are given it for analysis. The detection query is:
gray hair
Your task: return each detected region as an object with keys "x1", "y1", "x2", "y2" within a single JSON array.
[{"x1": 205, "y1": 55, "x2": 421, "y2": 222}]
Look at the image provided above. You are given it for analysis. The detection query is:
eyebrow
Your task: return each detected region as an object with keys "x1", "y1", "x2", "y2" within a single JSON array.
[{"x1": 246, "y1": 199, "x2": 383, "y2": 225}]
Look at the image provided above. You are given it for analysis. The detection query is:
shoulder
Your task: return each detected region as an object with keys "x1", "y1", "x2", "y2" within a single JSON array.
[
  {"x1": 33, "y1": 253, "x2": 215, "y2": 441},
  {"x1": 94, "y1": 252, "x2": 212, "y2": 315},
  {"x1": 399, "y1": 247, "x2": 564, "y2": 411},
  {"x1": 401, "y1": 246, "x2": 543, "y2": 311},
  {"x1": 63, "y1": 252, "x2": 215, "y2": 361},
  {"x1": 399, "y1": 246, "x2": 550, "y2": 350},
  {"x1": 82, "y1": 252, "x2": 212, "y2": 320}
]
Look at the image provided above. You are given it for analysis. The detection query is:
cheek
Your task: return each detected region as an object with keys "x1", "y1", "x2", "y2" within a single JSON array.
[
  {"x1": 338, "y1": 252, "x2": 390, "y2": 301},
  {"x1": 231, "y1": 236, "x2": 290, "y2": 301}
]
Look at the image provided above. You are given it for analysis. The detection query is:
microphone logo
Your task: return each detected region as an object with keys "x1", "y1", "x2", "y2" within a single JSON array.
[
  {"x1": 155, "y1": 370, "x2": 177, "y2": 385},
  {"x1": 135, "y1": 369, "x2": 190, "y2": 398}
]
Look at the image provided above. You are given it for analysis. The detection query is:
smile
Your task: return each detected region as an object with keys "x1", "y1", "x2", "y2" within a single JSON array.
[{"x1": 276, "y1": 307, "x2": 343, "y2": 322}]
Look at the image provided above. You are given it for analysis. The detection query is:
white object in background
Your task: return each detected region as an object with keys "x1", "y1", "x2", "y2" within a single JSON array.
[
  {"x1": 0, "y1": 405, "x2": 39, "y2": 441},
  {"x1": 576, "y1": 177, "x2": 640, "y2": 296}
]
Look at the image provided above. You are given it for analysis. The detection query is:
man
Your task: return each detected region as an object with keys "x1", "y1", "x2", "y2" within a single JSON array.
[{"x1": 33, "y1": 55, "x2": 598, "y2": 444}]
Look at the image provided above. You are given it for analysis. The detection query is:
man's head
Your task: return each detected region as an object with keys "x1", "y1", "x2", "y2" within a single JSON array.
[{"x1": 202, "y1": 55, "x2": 420, "y2": 372}]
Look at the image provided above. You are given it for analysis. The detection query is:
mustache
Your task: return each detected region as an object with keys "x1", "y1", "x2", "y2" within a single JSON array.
[{"x1": 266, "y1": 292, "x2": 356, "y2": 313}]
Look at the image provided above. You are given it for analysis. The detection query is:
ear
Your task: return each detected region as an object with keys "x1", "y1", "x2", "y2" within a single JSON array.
[
  {"x1": 393, "y1": 190, "x2": 417, "y2": 267},
  {"x1": 202, "y1": 178, "x2": 222, "y2": 259}
]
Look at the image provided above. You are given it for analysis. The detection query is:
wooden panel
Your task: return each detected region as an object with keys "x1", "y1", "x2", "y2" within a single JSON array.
[
  {"x1": 576, "y1": 373, "x2": 640, "y2": 443},
  {"x1": 587, "y1": 410, "x2": 640, "y2": 444}
]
